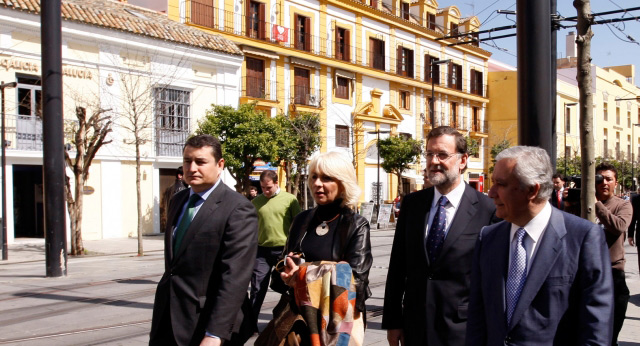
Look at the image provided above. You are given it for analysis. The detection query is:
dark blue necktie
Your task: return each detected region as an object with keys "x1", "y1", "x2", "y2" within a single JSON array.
[
  {"x1": 173, "y1": 194, "x2": 201, "y2": 253},
  {"x1": 506, "y1": 227, "x2": 528, "y2": 325},
  {"x1": 426, "y1": 196, "x2": 448, "y2": 264}
]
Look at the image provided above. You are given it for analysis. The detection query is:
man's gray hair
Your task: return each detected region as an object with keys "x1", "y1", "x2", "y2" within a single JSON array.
[{"x1": 495, "y1": 146, "x2": 553, "y2": 202}]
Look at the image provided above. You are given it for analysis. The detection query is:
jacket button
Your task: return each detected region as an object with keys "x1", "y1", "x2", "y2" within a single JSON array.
[{"x1": 504, "y1": 336, "x2": 513, "y2": 345}]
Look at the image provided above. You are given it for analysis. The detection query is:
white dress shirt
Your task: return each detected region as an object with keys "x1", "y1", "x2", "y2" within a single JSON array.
[
  {"x1": 508, "y1": 202, "x2": 552, "y2": 275},
  {"x1": 425, "y1": 180, "x2": 467, "y2": 241}
]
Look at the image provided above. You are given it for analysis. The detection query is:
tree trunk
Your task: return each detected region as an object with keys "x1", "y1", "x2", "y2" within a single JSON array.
[
  {"x1": 396, "y1": 172, "x2": 403, "y2": 196},
  {"x1": 574, "y1": 0, "x2": 595, "y2": 222},
  {"x1": 135, "y1": 141, "x2": 144, "y2": 256}
]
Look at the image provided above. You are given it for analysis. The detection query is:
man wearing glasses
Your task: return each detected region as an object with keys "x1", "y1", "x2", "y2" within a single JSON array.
[{"x1": 383, "y1": 126, "x2": 498, "y2": 346}]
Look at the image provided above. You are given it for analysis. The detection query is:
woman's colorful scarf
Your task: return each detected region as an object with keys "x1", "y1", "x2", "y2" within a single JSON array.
[{"x1": 290, "y1": 261, "x2": 365, "y2": 346}]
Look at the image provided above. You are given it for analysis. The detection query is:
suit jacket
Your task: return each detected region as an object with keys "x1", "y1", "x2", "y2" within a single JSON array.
[
  {"x1": 466, "y1": 208, "x2": 613, "y2": 346},
  {"x1": 150, "y1": 183, "x2": 258, "y2": 345},
  {"x1": 382, "y1": 183, "x2": 497, "y2": 346},
  {"x1": 549, "y1": 188, "x2": 564, "y2": 210},
  {"x1": 628, "y1": 193, "x2": 640, "y2": 244}
]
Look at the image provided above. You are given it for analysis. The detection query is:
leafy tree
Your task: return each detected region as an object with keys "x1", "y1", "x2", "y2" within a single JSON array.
[
  {"x1": 275, "y1": 112, "x2": 321, "y2": 200},
  {"x1": 489, "y1": 139, "x2": 511, "y2": 173},
  {"x1": 466, "y1": 136, "x2": 480, "y2": 157},
  {"x1": 197, "y1": 103, "x2": 280, "y2": 193},
  {"x1": 557, "y1": 156, "x2": 634, "y2": 192},
  {"x1": 64, "y1": 107, "x2": 113, "y2": 255},
  {"x1": 378, "y1": 135, "x2": 423, "y2": 196}
]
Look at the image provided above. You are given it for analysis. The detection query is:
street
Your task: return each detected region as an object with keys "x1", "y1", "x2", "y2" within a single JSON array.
[{"x1": 0, "y1": 231, "x2": 638, "y2": 345}]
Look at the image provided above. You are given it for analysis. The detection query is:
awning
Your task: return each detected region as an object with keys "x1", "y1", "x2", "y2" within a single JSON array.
[
  {"x1": 241, "y1": 46, "x2": 279, "y2": 60},
  {"x1": 335, "y1": 69, "x2": 355, "y2": 80},
  {"x1": 402, "y1": 172, "x2": 425, "y2": 181},
  {"x1": 290, "y1": 57, "x2": 320, "y2": 70},
  {"x1": 253, "y1": 162, "x2": 278, "y2": 172}
]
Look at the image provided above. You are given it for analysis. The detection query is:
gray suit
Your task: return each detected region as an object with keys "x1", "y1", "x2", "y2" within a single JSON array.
[{"x1": 466, "y1": 208, "x2": 613, "y2": 345}]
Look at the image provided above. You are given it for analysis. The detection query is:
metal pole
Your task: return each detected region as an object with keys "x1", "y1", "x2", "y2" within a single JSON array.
[
  {"x1": 550, "y1": 0, "x2": 557, "y2": 168},
  {"x1": 42, "y1": 0, "x2": 67, "y2": 277},
  {"x1": 0, "y1": 82, "x2": 15, "y2": 261},
  {"x1": 564, "y1": 105, "x2": 567, "y2": 177},
  {"x1": 376, "y1": 130, "x2": 380, "y2": 212},
  {"x1": 430, "y1": 71, "x2": 435, "y2": 128},
  {"x1": 517, "y1": 0, "x2": 553, "y2": 154}
]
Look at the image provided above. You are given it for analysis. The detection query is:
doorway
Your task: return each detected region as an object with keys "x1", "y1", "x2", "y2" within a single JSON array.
[{"x1": 13, "y1": 165, "x2": 44, "y2": 238}]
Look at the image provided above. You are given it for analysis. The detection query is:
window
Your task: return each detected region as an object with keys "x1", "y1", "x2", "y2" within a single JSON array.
[
  {"x1": 472, "y1": 106, "x2": 480, "y2": 132},
  {"x1": 293, "y1": 67, "x2": 310, "y2": 105},
  {"x1": 450, "y1": 23, "x2": 459, "y2": 37},
  {"x1": 399, "y1": 90, "x2": 410, "y2": 110},
  {"x1": 396, "y1": 46, "x2": 414, "y2": 78},
  {"x1": 603, "y1": 128, "x2": 608, "y2": 158},
  {"x1": 471, "y1": 32, "x2": 479, "y2": 46},
  {"x1": 190, "y1": 0, "x2": 214, "y2": 28},
  {"x1": 603, "y1": 102, "x2": 608, "y2": 121},
  {"x1": 448, "y1": 62, "x2": 462, "y2": 90},
  {"x1": 565, "y1": 106, "x2": 571, "y2": 134},
  {"x1": 17, "y1": 75, "x2": 42, "y2": 117},
  {"x1": 470, "y1": 70, "x2": 483, "y2": 96},
  {"x1": 450, "y1": 102, "x2": 458, "y2": 128},
  {"x1": 616, "y1": 106, "x2": 620, "y2": 125},
  {"x1": 335, "y1": 27, "x2": 350, "y2": 62},
  {"x1": 369, "y1": 38, "x2": 385, "y2": 70},
  {"x1": 155, "y1": 88, "x2": 191, "y2": 156},
  {"x1": 370, "y1": 0, "x2": 378, "y2": 8},
  {"x1": 335, "y1": 76, "x2": 349, "y2": 99},
  {"x1": 335, "y1": 125, "x2": 349, "y2": 147},
  {"x1": 294, "y1": 14, "x2": 311, "y2": 51},
  {"x1": 628, "y1": 111, "x2": 632, "y2": 128},
  {"x1": 427, "y1": 13, "x2": 437, "y2": 30},
  {"x1": 616, "y1": 131, "x2": 621, "y2": 160},
  {"x1": 628, "y1": 135, "x2": 632, "y2": 160},
  {"x1": 401, "y1": 2, "x2": 410, "y2": 20},
  {"x1": 424, "y1": 55, "x2": 440, "y2": 84},
  {"x1": 245, "y1": 57, "x2": 265, "y2": 98},
  {"x1": 246, "y1": 1, "x2": 266, "y2": 40},
  {"x1": 565, "y1": 146, "x2": 571, "y2": 159},
  {"x1": 399, "y1": 132, "x2": 411, "y2": 140}
]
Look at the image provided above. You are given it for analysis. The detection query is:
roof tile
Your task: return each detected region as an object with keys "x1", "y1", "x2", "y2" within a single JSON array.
[{"x1": 0, "y1": 0, "x2": 243, "y2": 56}]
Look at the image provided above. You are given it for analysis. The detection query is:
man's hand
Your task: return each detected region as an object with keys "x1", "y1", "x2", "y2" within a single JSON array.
[
  {"x1": 629, "y1": 237, "x2": 636, "y2": 247},
  {"x1": 199, "y1": 336, "x2": 221, "y2": 346},
  {"x1": 387, "y1": 329, "x2": 405, "y2": 346}
]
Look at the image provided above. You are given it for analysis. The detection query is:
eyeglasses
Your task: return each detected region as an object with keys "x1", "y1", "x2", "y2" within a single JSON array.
[{"x1": 425, "y1": 151, "x2": 460, "y2": 162}]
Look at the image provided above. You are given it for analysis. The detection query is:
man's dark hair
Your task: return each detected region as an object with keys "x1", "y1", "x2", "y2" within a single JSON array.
[
  {"x1": 260, "y1": 170, "x2": 278, "y2": 183},
  {"x1": 176, "y1": 166, "x2": 183, "y2": 178},
  {"x1": 426, "y1": 126, "x2": 467, "y2": 154},
  {"x1": 184, "y1": 135, "x2": 222, "y2": 161},
  {"x1": 249, "y1": 186, "x2": 258, "y2": 192},
  {"x1": 552, "y1": 173, "x2": 564, "y2": 181},
  {"x1": 596, "y1": 162, "x2": 617, "y2": 180}
]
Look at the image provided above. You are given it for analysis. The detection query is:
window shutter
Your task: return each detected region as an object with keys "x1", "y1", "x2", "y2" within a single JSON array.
[
  {"x1": 396, "y1": 46, "x2": 402, "y2": 74},
  {"x1": 335, "y1": 26, "x2": 340, "y2": 59},
  {"x1": 408, "y1": 50, "x2": 414, "y2": 78},
  {"x1": 448, "y1": 62, "x2": 453, "y2": 87},
  {"x1": 259, "y1": 3, "x2": 266, "y2": 40},
  {"x1": 304, "y1": 17, "x2": 311, "y2": 51},
  {"x1": 344, "y1": 29, "x2": 351, "y2": 61},
  {"x1": 245, "y1": 0, "x2": 251, "y2": 35}
]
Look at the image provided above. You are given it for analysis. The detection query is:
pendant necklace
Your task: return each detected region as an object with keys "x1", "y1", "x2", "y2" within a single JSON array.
[{"x1": 316, "y1": 214, "x2": 340, "y2": 236}]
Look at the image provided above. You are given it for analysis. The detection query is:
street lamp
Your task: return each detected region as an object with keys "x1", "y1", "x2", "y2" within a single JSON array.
[
  {"x1": 0, "y1": 81, "x2": 16, "y2": 261},
  {"x1": 563, "y1": 102, "x2": 577, "y2": 177},
  {"x1": 429, "y1": 59, "x2": 451, "y2": 129},
  {"x1": 632, "y1": 123, "x2": 640, "y2": 191},
  {"x1": 368, "y1": 129, "x2": 390, "y2": 227}
]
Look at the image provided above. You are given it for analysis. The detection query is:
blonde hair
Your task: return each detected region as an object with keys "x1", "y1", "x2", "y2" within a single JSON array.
[{"x1": 307, "y1": 151, "x2": 361, "y2": 208}]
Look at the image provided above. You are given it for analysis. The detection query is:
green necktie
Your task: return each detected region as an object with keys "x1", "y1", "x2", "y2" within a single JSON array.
[{"x1": 173, "y1": 194, "x2": 201, "y2": 253}]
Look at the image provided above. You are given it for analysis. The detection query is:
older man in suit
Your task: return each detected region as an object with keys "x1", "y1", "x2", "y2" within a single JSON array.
[
  {"x1": 150, "y1": 135, "x2": 258, "y2": 346},
  {"x1": 383, "y1": 126, "x2": 497, "y2": 346},
  {"x1": 466, "y1": 146, "x2": 613, "y2": 345}
]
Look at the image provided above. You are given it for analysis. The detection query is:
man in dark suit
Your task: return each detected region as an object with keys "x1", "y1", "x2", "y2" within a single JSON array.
[
  {"x1": 466, "y1": 146, "x2": 613, "y2": 345},
  {"x1": 383, "y1": 126, "x2": 497, "y2": 346},
  {"x1": 629, "y1": 191, "x2": 640, "y2": 273},
  {"x1": 549, "y1": 173, "x2": 565, "y2": 209},
  {"x1": 150, "y1": 135, "x2": 258, "y2": 346}
]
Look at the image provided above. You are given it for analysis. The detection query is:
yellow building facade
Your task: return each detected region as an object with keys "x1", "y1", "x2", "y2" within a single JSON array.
[{"x1": 167, "y1": 0, "x2": 492, "y2": 202}]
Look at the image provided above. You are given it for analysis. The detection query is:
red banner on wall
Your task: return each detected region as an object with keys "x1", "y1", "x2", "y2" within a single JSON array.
[{"x1": 272, "y1": 25, "x2": 289, "y2": 42}]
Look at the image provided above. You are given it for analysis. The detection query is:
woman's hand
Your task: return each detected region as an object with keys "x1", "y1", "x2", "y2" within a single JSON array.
[{"x1": 280, "y1": 252, "x2": 301, "y2": 284}]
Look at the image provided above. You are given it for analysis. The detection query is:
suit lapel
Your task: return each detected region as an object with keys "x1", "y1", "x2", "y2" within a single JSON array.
[
  {"x1": 419, "y1": 188, "x2": 435, "y2": 265},
  {"x1": 486, "y1": 222, "x2": 510, "y2": 327},
  {"x1": 166, "y1": 190, "x2": 189, "y2": 261},
  {"x1": 508, "y1": 208, "x2": 566, "y2": 330},
  {"x1": 172, "y1": 184, "x2": 226, "y2": 261},
  {"x1": 436, "y1": 184, "x2": 477, "y2": 264}
]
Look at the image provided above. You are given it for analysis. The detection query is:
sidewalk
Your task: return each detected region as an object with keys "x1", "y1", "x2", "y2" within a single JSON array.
[{"x1": 0, "y1": 235, "x2": 638, "y2": 345}]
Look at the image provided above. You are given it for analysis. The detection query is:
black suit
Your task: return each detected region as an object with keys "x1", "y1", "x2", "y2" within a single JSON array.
[
  {"x1": 549, "y1": 188, "x2": 564, "y2": 209},
  {"x1": 150, "y1": 183, "x2": 258, "y2": 345},
  {"x1": 382, "y1": 183, "x2": 497, "y2": 346},
  {"x1": 629, "y1": 193, "x2": 640, "y2": 271}
]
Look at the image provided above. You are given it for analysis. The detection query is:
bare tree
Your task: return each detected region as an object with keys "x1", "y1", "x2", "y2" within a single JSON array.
[
  {"x1": 574, "y1": 0, "x2": 596, "y2": 222},
  {"x1": 64, "y1": 106, "x2": 113, "y2": 255}
]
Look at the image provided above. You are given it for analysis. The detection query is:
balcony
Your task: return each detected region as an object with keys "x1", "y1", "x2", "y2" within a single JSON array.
[
  {"x1": 3, "y1": 114, "x2": 43, "y2": 151},
  {"x1": 182, "y1": 1, "x2": 487, "y2": 98},
  {"x1": 291, "y1": 86, "x2": 323, "y2": 107},
  {"x1": 470, "y1": 119, "x2": 488, "y2": 138},
  {"x1": 243, "y1": 77, "x2": 278, "y2": 101},
  {"x1": 157, "y1": 128, "x2": 189, "y2": 157}
]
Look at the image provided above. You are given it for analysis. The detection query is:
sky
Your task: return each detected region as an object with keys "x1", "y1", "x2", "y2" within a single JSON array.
[{"x1": 435, "y1": 0, "x2": 640, "y2": 85}]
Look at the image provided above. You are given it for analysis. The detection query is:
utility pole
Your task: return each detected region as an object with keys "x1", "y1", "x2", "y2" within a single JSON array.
[
  {"x1": 42, "y1": 0, "x2": 67, "y2": 276},
  {"x1": 574, "y1": 0, "x2": 596, "y2": 222}
]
